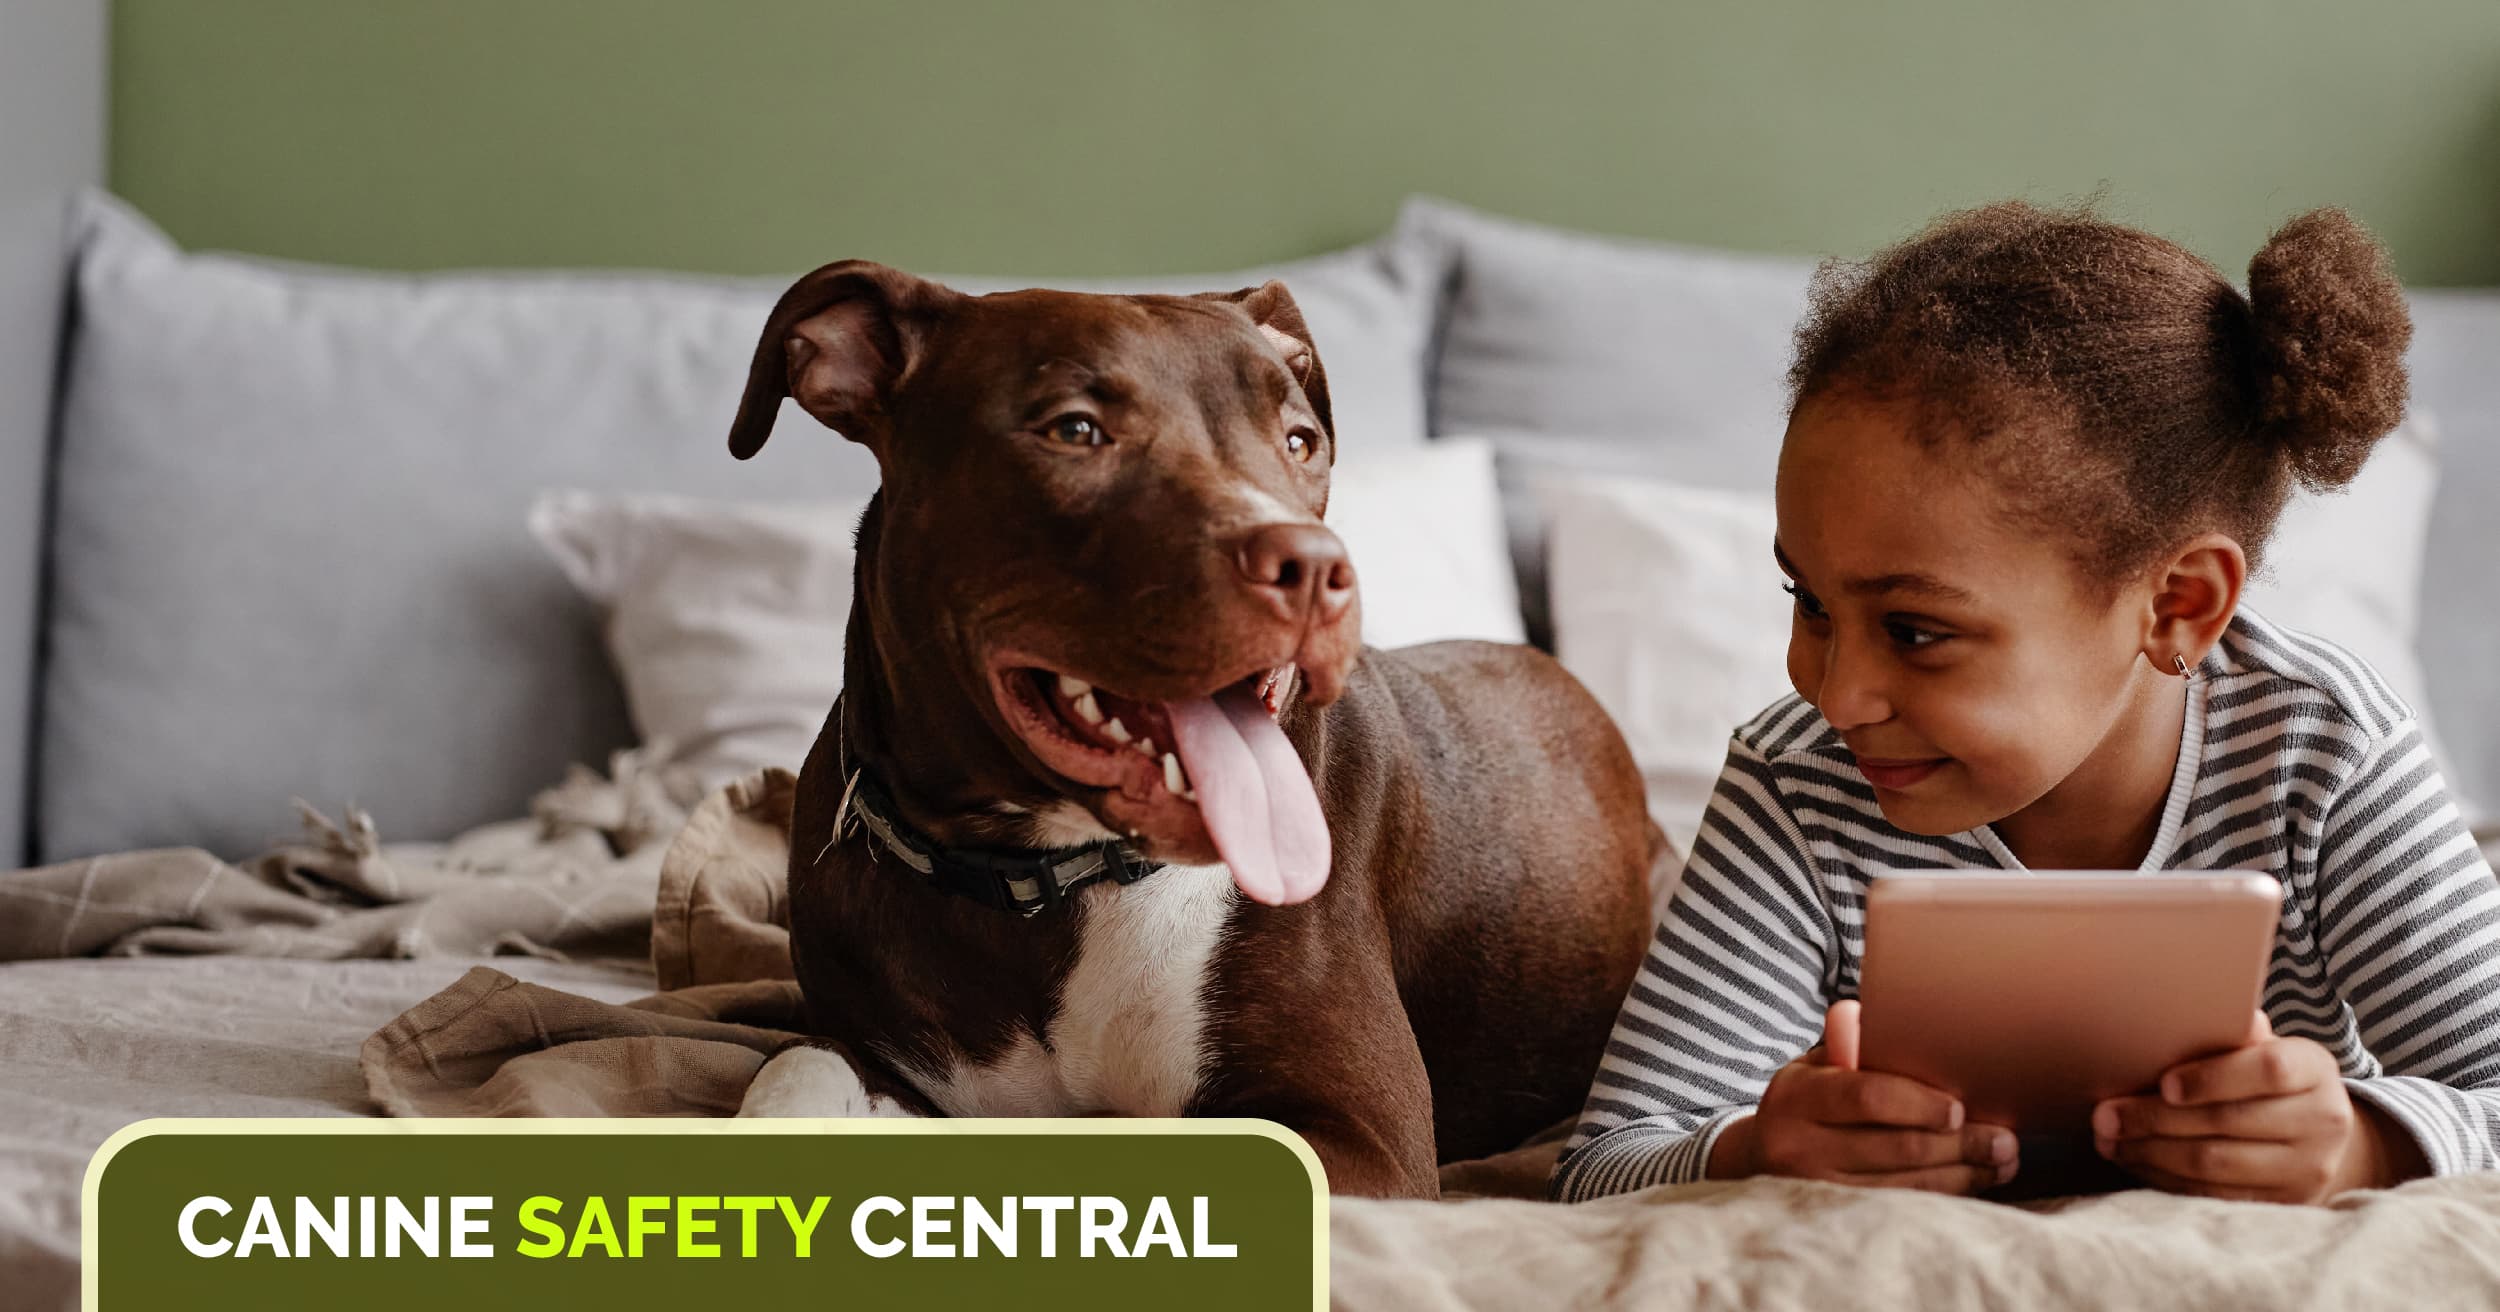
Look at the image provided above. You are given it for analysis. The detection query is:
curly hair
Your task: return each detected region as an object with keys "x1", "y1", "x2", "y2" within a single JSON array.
[{"x1": 1787, "y1": 201, "x2": 2411, "y2": 581}]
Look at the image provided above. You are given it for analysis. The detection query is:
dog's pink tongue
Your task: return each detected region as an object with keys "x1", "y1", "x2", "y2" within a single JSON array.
[{"x1": 1164, "y1": 685, "x2": 1330, "y2": 905}]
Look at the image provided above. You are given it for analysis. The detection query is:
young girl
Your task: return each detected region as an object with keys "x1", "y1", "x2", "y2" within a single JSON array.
[{"x1": 1551, "y1": 203, "x2": 2500, "y2": 1205}]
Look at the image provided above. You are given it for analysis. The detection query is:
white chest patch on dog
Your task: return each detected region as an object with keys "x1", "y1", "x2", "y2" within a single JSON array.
[
  {"x1": 894, "y1": 865, "x2": 1236, "y2": 1118},
  {"x1": 1012, "y1": 801, "x2": 1124, "y2": 849}
]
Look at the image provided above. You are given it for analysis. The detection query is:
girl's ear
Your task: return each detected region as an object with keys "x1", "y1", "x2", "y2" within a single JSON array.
[{"x1": 2144, "y1": 533, "x2": 2246, "y2": 673}]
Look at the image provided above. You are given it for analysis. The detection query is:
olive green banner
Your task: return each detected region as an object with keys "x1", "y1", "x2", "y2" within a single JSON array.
[{"x1": 85, "y1": 1119, "x2": 1323, "y2": 1310}]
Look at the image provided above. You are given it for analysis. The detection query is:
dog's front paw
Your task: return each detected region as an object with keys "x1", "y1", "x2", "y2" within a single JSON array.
[{"x1": 738, "y1": 1045, "x2": 918, "y2": 1119}]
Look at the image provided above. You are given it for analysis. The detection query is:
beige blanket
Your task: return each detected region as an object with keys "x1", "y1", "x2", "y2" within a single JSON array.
[
  {"x1": 0, "y1": 746, "x2": 697, "y2": 962},
  {"x1": 363, "y1": 769, "x2": 812, "y2": 1118}
]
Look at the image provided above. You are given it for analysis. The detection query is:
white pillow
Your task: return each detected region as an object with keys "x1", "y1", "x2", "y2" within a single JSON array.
[
  {"x1": 1541, "y1": 476, "x2": 1788, "y2": 864},
  {"x1": 530, "y1": 492, "x2": 864, "y2": 790},
  {"x1": 1327, "y1": 437, "x2": 1525, "y2": 650},
  {"x1": 531, "y1": 439, "x2": 1522, "y2": 784},
  {"x1": 1541, "y1": 413, "x2": 2461, "y2": 863},
  {"x1": 2248, "y1": 416, "x2": 2441, "y2": 737}
]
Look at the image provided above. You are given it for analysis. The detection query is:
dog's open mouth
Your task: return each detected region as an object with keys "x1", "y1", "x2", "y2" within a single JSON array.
[{"x1": 991, "y1": 660, "x2": 1327, "y2": 907}]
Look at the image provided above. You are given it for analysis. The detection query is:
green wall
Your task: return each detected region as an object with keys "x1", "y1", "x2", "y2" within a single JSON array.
[{"x1": 109, "y1": 1, "x2": 2500, "y2": 284}]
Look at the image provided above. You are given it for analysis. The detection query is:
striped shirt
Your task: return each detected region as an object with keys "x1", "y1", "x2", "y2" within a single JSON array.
[{"x1": 1552, "y1": 610, "x2": 2500, "y2": 1200}]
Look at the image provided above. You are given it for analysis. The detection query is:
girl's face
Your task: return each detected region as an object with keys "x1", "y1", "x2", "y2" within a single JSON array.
[{"x1": 1773, "y1": 394, "x2": 2167, "y2": 838}]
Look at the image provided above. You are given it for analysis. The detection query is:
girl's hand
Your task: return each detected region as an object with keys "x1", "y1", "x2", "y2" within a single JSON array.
[
  {"x1": 1711, "y1": 1001, "x2": 2018, "y2": 1194},
  {"x1": 2093, "y1": 1011, "x2": 2426, "y2": 1203}
]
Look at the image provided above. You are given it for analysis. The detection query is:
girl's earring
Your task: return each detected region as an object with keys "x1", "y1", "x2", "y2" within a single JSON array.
[{"x1": 2173, "y1": 654, "x2": 2193, "y2": 679}]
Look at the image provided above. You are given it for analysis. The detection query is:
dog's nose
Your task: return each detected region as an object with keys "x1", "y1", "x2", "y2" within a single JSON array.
[{"x1": 1236, "y1": 523, "x2": 1356, "y2": 626}]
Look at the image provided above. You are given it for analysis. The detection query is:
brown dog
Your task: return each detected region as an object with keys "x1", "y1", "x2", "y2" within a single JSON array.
[{"x1": 726, "y1": 262, "x2": 1654, "y2": 1197}]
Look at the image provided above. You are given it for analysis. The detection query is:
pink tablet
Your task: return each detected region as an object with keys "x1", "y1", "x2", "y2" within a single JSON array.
[{"x1": 1858, "y1": 871, "x2": 2282, "y2": 1132}]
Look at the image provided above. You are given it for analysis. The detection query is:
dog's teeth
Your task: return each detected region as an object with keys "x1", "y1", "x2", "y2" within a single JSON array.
[
  {"x1": 1056, "y1": 675, "x2": 1090, "y2": 699},
  {"x1": 1072, "y1": 692, "x2": 1104, "y2": 725},
  {"x1": 1133, "y1": 737, "x2": 1156, "y2": 759},
  {"x1": 1162, "y1": 752, "x2": 1189, "y2": 797},
  {"x1": 1101, "y1": 717, "x2": 1131, "y2": 744}
]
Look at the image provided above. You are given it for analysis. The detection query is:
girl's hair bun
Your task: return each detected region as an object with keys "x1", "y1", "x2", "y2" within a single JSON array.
[{"x1": 2244, "y1": 208, "x2": 2412, "y2": 490}]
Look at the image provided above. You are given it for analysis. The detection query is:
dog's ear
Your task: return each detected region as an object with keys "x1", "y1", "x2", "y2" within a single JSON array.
[
  {"x1": 728, "y1": 260, "x2": 956, "y2": 460},
  {"x1": 1203, "y1": 280, "x2": 1335, "y2": 448}
]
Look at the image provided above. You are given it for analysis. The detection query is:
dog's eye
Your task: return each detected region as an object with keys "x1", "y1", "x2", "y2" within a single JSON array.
[
  {"x1": 1285, "y1": 428, "x2": 1319, "y2": 463},
  {"x1": 1042, "y1": 414, "x2": 1108, "y2": 447}
]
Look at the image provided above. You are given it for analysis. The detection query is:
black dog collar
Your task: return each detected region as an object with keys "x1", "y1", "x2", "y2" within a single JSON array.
[{"x1": 840, "y1": 766, "x2": 1164, "y2": 918}]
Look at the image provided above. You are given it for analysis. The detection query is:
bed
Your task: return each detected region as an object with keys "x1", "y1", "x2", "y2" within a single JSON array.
[
  {"x1": 10, "y1": 14, "x2": 2500, "y2": 1309},
  {"x1": 11, "y1": 769, "x2": 2500, "y2": 1312}
]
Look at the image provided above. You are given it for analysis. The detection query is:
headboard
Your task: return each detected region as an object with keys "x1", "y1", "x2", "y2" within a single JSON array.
[{"x1": 0, "y1": 0, "x2": 105, "y2": 864}]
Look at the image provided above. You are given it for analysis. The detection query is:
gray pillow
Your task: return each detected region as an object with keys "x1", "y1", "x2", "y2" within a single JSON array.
[
  {"x1": 37, "y1": 193, "x2": 1440, "y2": 860},
  {"x1": 1396, "y1": 196, "x2": 1821, "y2": 644}
]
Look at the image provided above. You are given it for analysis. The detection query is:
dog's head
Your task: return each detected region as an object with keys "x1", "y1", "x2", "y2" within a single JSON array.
[{"x1": 728, "y1": 262, "x2": 1358, "y2": 904}]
